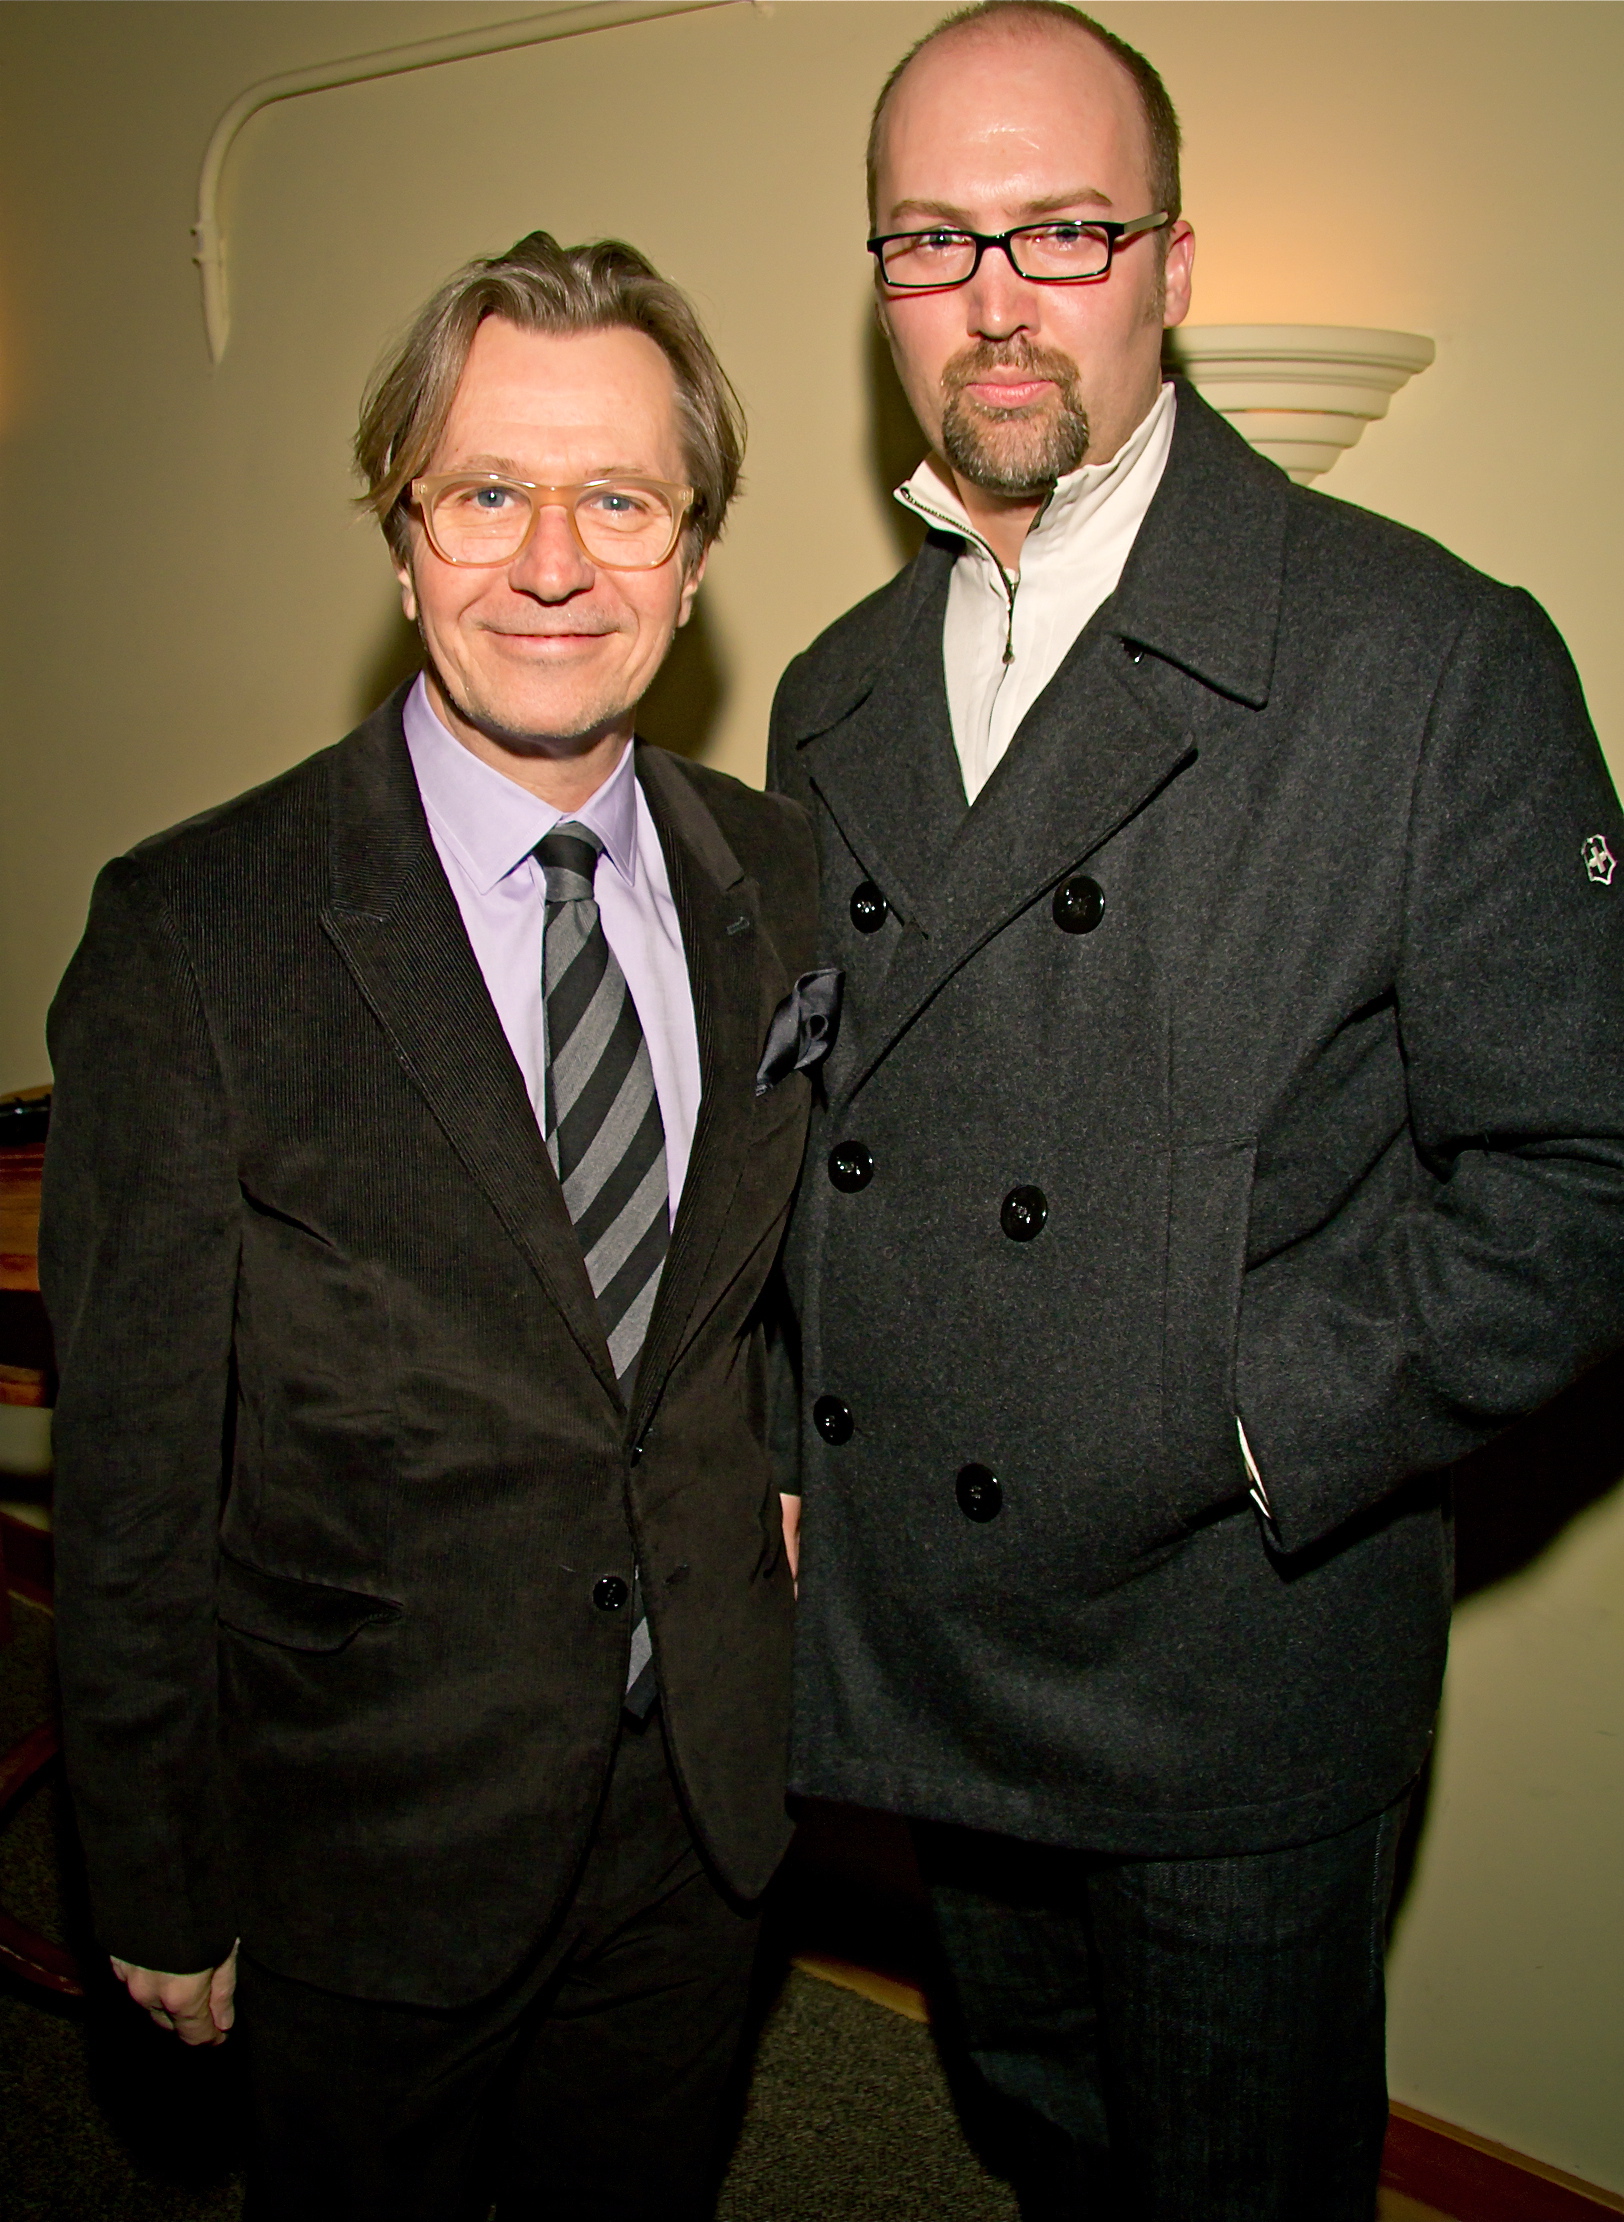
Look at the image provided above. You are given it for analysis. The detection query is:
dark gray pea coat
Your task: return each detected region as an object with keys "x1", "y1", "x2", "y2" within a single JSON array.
[
  {"x1": 768, "y1": 387, "x2": 1624, "y2": 1859},
  {"x1": 42, "y1": 691, "x2": 817, "y2": 2003}
]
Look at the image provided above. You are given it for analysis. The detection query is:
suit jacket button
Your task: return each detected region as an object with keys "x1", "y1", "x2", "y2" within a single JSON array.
[
  {"x1": 593, "y1": 1575, "x2": 629, "y2": 1612},
  {"x1": 956, "y1": 1464, "x2": 1002, "y2": 1522},
  {"x1": 828, "y1": 1141, "x2": 875, "y2": 1191},
  {"x1": 1053, "y1": 875, "x2": 1105, "y2": 933},
  {"x1": 814, "y1": 1395, "x2": 854, "y2": 1444},
  {"x1": 850, "y1": 881, "x2": 890, "y2": 933},
  {"x1": 1000, "y1": 1186, "x2": 1048, "y2": 1241}
]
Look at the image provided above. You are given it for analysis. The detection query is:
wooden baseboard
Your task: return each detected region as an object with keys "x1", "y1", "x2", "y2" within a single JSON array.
[
  {"x1": 1383, "y1": 2105, "x2": 1624, "y2": 2221},
  {"x1": 788, "y1": 1959, "x2": 1624, "y2": 2220}
]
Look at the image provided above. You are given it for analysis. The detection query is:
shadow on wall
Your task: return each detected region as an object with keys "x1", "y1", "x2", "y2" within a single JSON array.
[
  {"x1": 1450, "y1": 1343, "x2": 1624, "y2": 1603},
  {"x1": 352, "y1": 599, "x2": 423, "y2": 727},
  {"x1": 637, "y1": 598, "x2": 725, "y2": 762},
  {"x1": 867, "y1": 309, "x2": 928, "y2": 568},
  {"x1": 1387, "y1": 1348, "x2": 1624, "y2": 1931}
]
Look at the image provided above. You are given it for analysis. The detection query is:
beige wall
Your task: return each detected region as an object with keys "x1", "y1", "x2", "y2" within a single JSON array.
[{"x1": 2, "y1": 0, "x2": 1621, "y2": 2188}]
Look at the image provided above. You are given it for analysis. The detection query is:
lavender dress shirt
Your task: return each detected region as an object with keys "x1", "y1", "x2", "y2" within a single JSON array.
[{"x1": 403, "y1": 674, "x2": 701, "y2": 1220}]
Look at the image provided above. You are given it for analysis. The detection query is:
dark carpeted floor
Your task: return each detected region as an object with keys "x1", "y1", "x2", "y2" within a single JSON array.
[{"x1": 0, "y1": 1599, "x2": 1018, "y2": 2220}]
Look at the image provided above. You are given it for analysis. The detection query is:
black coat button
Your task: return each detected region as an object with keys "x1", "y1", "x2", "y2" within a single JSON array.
[
  {"x1": 1001, "y1": 1186, "x2": 1048, "y2": 1241},
  {"x1": 828, "y1": 1141, "x2": 875, "y2": 1192},
  {"x1": 1053, "y1": 875, "x2": 1105, "y2": 933},
  {"x1": 850, "y1": 881, "x2": 890, "y2": 933},
  {"x1": 814, "y1": 1395, "x2": 854, "y2": 1444},
  {"x1": 956, "y1": 1464, "x2": 1002, "y2": 1522},
  {"x1": 593, "y1": 1575, "x2": 629, "y2": 1612}
]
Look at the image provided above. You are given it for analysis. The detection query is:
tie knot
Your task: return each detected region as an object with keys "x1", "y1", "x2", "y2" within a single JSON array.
[{"x1": 535, "y1": 822, "x2": 605, "y2": 904}]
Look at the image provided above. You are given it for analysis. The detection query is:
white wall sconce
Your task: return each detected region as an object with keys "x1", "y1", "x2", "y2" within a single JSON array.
[{"x1": 1167, "y1": 326, "x2": 1436, "y2": 483}]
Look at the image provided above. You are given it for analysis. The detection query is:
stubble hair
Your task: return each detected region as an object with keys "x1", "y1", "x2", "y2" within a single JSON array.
[{"x1": 939, "y1": 337, "x2": 1092, "y2": 496}]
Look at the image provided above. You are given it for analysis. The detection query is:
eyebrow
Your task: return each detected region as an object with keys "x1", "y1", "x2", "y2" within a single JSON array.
[
  {"x1": 887, "y1": 187, "x2": 1115, "y2": 226},
  {"x1": 442, "y1": 453, "x2": 655, "y2": 482}
]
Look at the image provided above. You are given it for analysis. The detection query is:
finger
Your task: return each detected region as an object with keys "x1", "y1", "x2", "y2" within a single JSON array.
[
  {"x1": 169, "y1": 1992, "x2": 225, "y2": 2047},
  {"x1": 210, "y1": 1947, "x2": 239, "y2": 2034}
]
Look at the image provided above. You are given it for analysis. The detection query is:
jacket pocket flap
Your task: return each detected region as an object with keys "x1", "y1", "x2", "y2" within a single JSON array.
[{"x1": 217, "y1": 1552, "x2": 403, "y2": 1653}]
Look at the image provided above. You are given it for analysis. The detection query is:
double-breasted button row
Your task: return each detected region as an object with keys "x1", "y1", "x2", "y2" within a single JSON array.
[
  {"x1": 813, "y1": 1410, "x2": 1003, "y2": 1526},
  {"x1": 854, "y1": 875, "x2": 1100, "y2": 934},
  {"x1": 828, "y1": 1144, "x2": 1048, "y2": 1245}
]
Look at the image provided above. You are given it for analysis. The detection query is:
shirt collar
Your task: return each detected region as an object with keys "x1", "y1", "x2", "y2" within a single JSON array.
[
  {"x1": 895, "y1": 379, "x2": 1176, "y2": 573},
  {"x1": 402, "y1": 673, "x2": 640, "y2": 896}
]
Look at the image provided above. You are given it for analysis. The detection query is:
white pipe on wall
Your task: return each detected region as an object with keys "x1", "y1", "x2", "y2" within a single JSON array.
[{"x1": 193, "y1": 0, "x2": 743, "y2": 364}]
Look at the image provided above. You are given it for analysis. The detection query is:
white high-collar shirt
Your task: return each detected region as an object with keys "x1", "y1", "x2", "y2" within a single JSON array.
[
  {"x1": 895, "y1": 380, "x2": 1177, "y2": 804},
  {"x1": 403, "y1": 676, "x2": 701, "y2": 1220}
]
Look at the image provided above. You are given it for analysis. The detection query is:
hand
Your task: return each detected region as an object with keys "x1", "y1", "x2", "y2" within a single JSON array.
[
  {"x1": 110, "y1": 1941, "x2": 238, "y2": 2045},
  {"x1": 780, "y1": 1492, "x2": 801, "y2": 1590}
]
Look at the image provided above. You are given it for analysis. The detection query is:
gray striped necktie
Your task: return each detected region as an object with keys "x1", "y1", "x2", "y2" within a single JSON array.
[{"x1": 538, "y1": 821, "x2": 667, "y2": 1714}]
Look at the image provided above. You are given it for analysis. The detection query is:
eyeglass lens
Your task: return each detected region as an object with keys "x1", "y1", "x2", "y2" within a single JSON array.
[
  {"x1": 427, "y1": 480, "x2": 679, "y2": 567},
  {"x1": 880, "y1": 223, "x2": 1116, "y2": 287}
]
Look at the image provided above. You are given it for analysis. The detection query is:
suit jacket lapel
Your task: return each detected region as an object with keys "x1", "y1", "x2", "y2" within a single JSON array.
[
  {"x1": 627, "y1": 743, "x2": 769, "y2": 1438},
  {"x1": 319, "y1": 690, "x2": 618, "y2": 1399}
]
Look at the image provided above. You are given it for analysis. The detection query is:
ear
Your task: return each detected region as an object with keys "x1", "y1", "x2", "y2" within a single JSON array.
[
  {"x1": 394, "y1": 552, "x2": 419, "y2": 625},
  {"x1": 1161, "y1": 220, "x2": 1196, "y2": 332},
  {"x1": 675, "y1": 541, "x2": 710, "y2": 629}
]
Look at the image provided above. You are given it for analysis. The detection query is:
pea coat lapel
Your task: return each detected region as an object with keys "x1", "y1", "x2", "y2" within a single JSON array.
[
  {"x1": 319, "y1": 693, "x2": 620, "y2": 1401},
  {"x1": 626, "y1": 742, "x2": 776, "y2": 1440},
  {"x1": 794, "y1": 537, "x2": 968, "y2": 938},
  {"x1": 814, "y1": 386, "x2": 1290, "y2": 1112}
]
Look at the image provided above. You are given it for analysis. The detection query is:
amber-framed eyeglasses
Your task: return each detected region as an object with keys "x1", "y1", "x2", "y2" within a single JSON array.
[{"x1": 410, "y1": 472, "x2": 695, "y2": 571}]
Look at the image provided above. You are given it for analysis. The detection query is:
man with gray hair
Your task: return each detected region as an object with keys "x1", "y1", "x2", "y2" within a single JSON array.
[
  {"x1": 770, "y1": 5, "x2": 1624, "y2": 2216},
  {"x1": 44, "y1": 231, "x2": 819, "y2": 2219}
]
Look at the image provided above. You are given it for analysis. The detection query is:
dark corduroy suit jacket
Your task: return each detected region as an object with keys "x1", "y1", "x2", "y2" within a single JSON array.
[
  {"x1": 41, "y1": 690, "x2": 817, "y2": 2005},
  {"x1": 768, "y1": 386, "x2": 1624, "y2": 1859}
]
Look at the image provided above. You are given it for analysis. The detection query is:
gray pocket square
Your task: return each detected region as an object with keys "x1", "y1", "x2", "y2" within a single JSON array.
[{"x1": 755, "y1": 969, "x2": 844, "y2": 1096}]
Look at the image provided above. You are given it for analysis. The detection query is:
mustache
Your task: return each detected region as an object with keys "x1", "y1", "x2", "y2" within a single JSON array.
[{"x1": 940, "y1": 338, "x2": 1082, "y2": 409}]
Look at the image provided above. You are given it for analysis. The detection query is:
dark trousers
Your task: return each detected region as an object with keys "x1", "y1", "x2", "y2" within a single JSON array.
[
  {"x1": 238, "y1": 1709, "x2": 760, "y2": 2222},
  {"x1": 914, "y1": 1794, "x2": 1410, "y2": 2222}
]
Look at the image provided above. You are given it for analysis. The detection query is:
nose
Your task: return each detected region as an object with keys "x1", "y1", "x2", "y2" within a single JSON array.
[
  {"x1": 960, "y1": 244, "x2": 1039, "y2": 344},
  {"x1": 507, "y1": 498, "x2": 596, "y2": 600}
]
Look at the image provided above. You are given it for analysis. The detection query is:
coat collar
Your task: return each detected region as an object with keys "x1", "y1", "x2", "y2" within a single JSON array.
[
  {"x1": 1105, "y1": 380, "x2": 1286, "y2": 709},
  {"x1": 788, "y1": 382, "x2": 1286, "y2": 754},
  {"x1": 791, "y1": 389, "x2": 1287, "y2": 1109},
  {"x1": 319, "y1": 688, "x2": 770, "y2": 1430}
]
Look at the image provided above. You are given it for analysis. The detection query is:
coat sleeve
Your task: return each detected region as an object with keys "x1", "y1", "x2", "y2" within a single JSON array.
[
  {"x1": 1236, "y1": 587, "x2": 1624, "y2": 1555},
  {"x1": 40, "y1": 857, "x2": 241, "y2": 1973}
]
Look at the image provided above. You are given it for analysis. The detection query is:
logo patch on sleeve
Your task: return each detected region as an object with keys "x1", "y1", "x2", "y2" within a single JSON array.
[{"x1": 1582, "y1": 834, "x2": 1616, "y2": 885}]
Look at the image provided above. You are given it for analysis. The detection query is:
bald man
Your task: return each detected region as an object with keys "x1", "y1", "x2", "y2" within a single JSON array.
[{"x1": 768, "y1": 7, "x2": 1624, "y2": 2216}]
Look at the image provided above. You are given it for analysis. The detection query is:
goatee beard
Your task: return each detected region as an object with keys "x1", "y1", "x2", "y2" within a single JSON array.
[{"x1": 939, "y1": 339, "x2": 1091, "y2": 497}]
